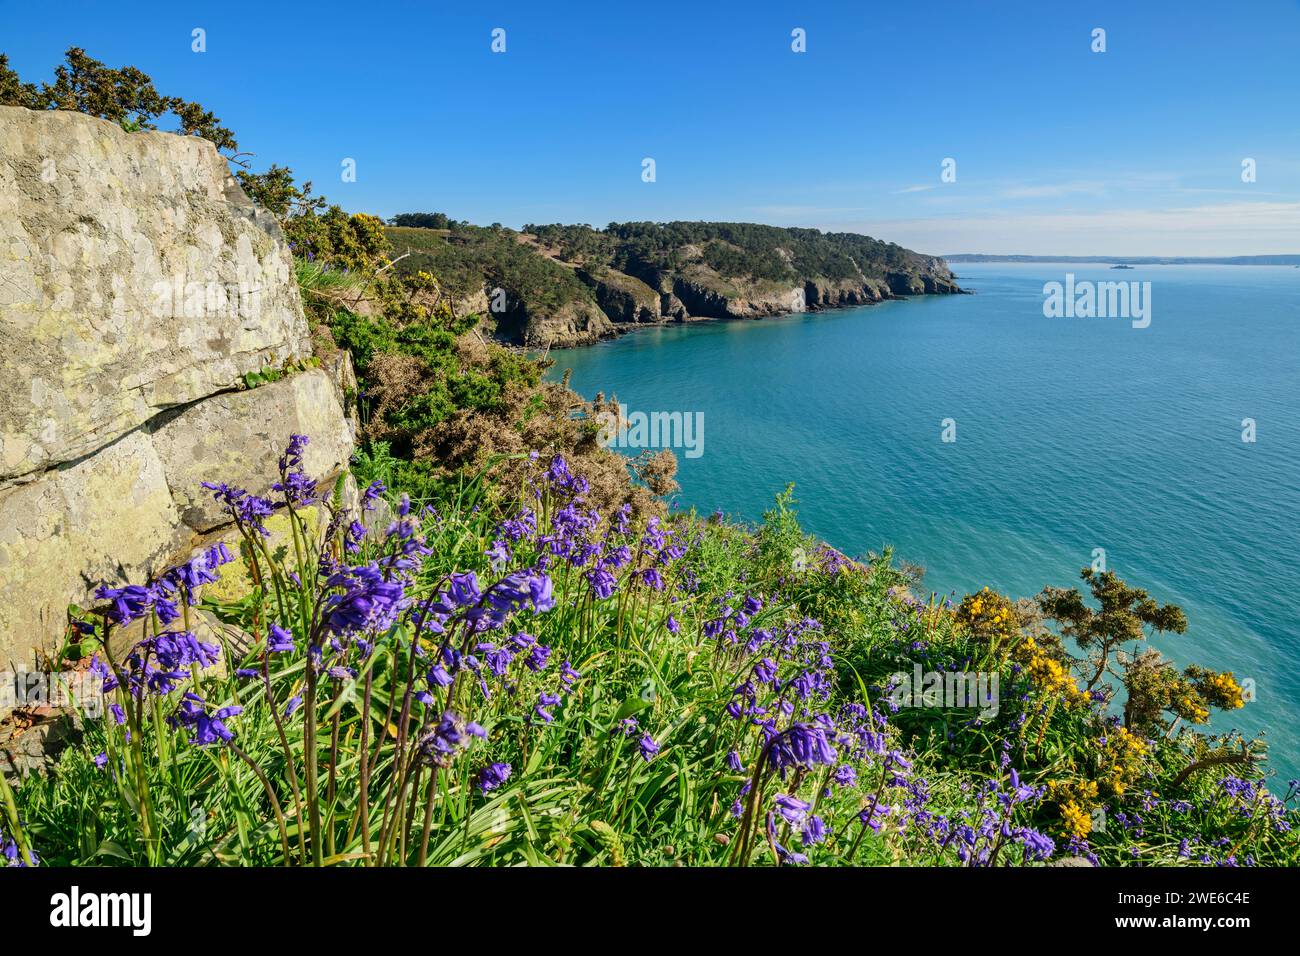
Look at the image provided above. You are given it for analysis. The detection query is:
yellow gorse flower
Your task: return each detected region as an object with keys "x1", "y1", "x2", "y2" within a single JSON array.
[
  {"x1": 1094, "y1": 725, "x2": 1148, "y2": 797},
  {"x1": 1061, "y1": 800, "x2": 1091, "y2": 839},
  {"x1": 1208, "y1": 672, "x2": 1244, "y2": 709}
]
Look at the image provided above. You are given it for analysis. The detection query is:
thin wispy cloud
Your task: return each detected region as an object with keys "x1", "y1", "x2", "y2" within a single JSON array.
[
  {"x1": 998, "y1": 181, "x2": 1108, "y2": 200},
  {"x1": 821, "y1": 201, "x2": 1300, "y2": 257}
]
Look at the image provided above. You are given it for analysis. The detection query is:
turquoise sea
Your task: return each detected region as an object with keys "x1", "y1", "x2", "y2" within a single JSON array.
[{"x1": 548, "y1": 262, "x2": 1300, "y2": 784}]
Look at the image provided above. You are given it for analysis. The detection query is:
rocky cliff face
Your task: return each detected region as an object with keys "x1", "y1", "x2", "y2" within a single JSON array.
[
  {"x1": 561, "y1": 253, "x2": 962, "y2": 339},
  {"x1": 579, "y1": 267, "x2": 660, "y2": 325},
  {"x1": 0, "y1": 106, "x2": 355, "y2": 670},
  {"x1": 519, "y1": 298, "x2": 613, "y2": 349}
]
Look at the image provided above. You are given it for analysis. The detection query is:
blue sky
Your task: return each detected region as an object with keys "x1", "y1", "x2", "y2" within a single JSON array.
[{"x1": 4, "y1": 0, "x2": 1298, "y2": 255}]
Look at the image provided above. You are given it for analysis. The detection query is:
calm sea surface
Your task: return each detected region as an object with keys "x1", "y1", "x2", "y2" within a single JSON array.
[{"x1": 547, "y1": 263, "x2": 1300, "y2": 782}]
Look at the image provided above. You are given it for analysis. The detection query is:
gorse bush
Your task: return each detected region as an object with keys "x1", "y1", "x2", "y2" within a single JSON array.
[
  {"x1": 3, "y1": 439, "x2": 1296, "y2": 867},
  {"x1": 1, "y1": 48, "x2": 237, "y2": 152}
]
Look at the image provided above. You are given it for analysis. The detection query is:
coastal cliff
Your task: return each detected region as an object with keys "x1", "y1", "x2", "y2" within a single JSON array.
[
  {"x1": 0, "y1": 48, "x2": 1288, "y2": 873},
  {"x1": 383, "y1": 217, "x2": 964, "y2": 348}
]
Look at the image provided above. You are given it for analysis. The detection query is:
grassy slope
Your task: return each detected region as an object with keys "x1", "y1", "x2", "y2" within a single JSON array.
[
  {"x1": 385, "y1": 225, "x2": 598, "y2": 314},
  {"x1": 8, "y1": 468, "x2": 1295, "y2": 867}
]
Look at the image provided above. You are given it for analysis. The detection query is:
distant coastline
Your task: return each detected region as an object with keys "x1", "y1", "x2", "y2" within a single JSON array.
[
  {"x1": 383, "y1": 219, "x2": 965, "y2": 349},
  {"x1": 945, "y1": 253, "x2": 1300, "y2": 266}
]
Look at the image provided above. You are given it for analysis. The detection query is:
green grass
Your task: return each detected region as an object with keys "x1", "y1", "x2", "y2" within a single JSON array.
[{"x1": 4, "y1": 458, "x2": 1296, "y2": 868}]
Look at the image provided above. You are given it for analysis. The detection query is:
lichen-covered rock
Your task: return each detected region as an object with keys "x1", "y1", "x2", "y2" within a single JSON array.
[
  {"x1": 0, "y1": 376, "x2": 356, "y2": 670},
  {"x1": 200, "y1": 506, "x2": 326, "y2": 606},
  {"x1": 152, "y1": 369, "x2": 354, "y2": 532},
  {"x1": 0, "y1": 430, "x2": 184, "y2": 661},
  {"x1": 0, "y1": 105, "x2": 311, "y2": 483},
  {"x1": 452, "y1": 285, "x2": 491, "y2": 318},
  {"x1": 320, "y1": 348, "x2": 360, "y2": 436},
  {"x1": 0, "y1": 107, "x2": 355, "y2": 676}
]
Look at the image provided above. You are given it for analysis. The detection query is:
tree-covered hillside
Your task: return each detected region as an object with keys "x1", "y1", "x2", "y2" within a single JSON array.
[
  {"x1": 381, "y1": 216, "x2": 963, "y2": 347},
  {"x1": 532, "y1": 220, "x2": 943, "y2": 285}
]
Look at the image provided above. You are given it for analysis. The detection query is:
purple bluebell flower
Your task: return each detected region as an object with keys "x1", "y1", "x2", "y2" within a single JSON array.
[
  {"x1": 801, "y1": 815, "x2": 827, "y2": 845},
  {"x1": 585, "y1": 567, "x2": 617, "y2": 600},
  {"x1": 200, "y1": 481, "x2": 278, "y2": 536},
  {"x1": 1, "y1": 831, "x2": 38, "y2": 867},
  {"x1": 768, "y1": 723, "x2": 837, "y2": 775},
  {"x1": 361, "y1": 479, "x2": 386, "y2": 511},
  {"x1": 486, "y1": 539, "x2": 510, "y2": 570},
  {"x1": 478, "y1": 569, "x2": 555, "y2": 626},
  {"x1": 1007, "y1": 769, "x2": 1038, "y2": 804},
  {"x1": 774, "y1": 794, "x2": 811, "y2": 826},
  {"x1": 158, "y1": 543, "x2": 234, "y2": 603},
  {"x1": 534, "y1": 691, "x2": 561, "y2": 724},
  {"x1": 1018, "y1": 828, "x2": 1055, "y2": 862},
  {"x1": 478, "y1": 762, "x2": 512, "y2": 793},
  {"x1": 419, "y1": 711, "x2": 486, "y2": 765},
  {"x1": 860, "y1": 802, "x2": 892, "y2": 832},
  {"x1": 639, "y1": 734, "x2": 660, "y2": 762},
  {"x1": 775, "y1": 842, "x2": 808, "y2": 865},
  {"x1": 528, "y1": 574, "x2": 554, "y2": 612},
  {"x1": 479, "y1": 643, "x2": 515, "y2": 677},
  {"x1": 169, "y1": 693, "x2": 242, "y2": 746},
  {"x1": 559, "y1": 660, "x2": 580, "y2": 690},
  {"x1": 344, "y1": 519, "x2": 367, "y2": 554},
  {"x1": 322, "y1": 564, "x2": 406, "y2": 635},
  {"x1": 93, "y1": 583, "x2": 156, "y2": 626},
  {"x1": 526, "y1": 643, "x2": 552, "y2": 672},
  {"x1": 268, "y1": 623, "x2": 295, "y2": 654}
]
